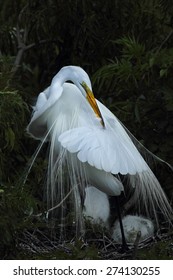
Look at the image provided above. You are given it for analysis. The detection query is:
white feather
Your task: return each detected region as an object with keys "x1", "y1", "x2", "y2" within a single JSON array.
[
  {"x1": 83, "y1": 186, "x2": 110, "y2": 226},
  {"x1": 112, "y1": 215, "x2": 154, "y2": 244},
  {"x1": 27, "y1": 66, "x2": 173, "y2": 233},
  {"x1": 58, "y1": 123, "x2": 148, "y2": 175}
]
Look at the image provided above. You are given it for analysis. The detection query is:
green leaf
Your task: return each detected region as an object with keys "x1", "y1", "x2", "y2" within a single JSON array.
[
  {"x1": 160, "y1": 69, "x2": 168, "y2": 78},
  {"x1": 5, "y1": 127, "x2": 15, "y2": 150}
]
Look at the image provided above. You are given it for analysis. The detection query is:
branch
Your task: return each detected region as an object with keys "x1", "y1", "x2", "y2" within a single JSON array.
[
  {"x1": 157, "y1": 29, "x2": 173, "y2": 53},
  {"x1": 11, "y1": 37, "x2": 56, "y2": 75},
  {"x1": 11, "y1": 4, "x2": 28, "y2": 75},
  {"x1": 132, "y1": 231, "x2": 141, "y2": 259},
  {"x1": 33, "y1": 186, "x2": 75, "y2": 219}
]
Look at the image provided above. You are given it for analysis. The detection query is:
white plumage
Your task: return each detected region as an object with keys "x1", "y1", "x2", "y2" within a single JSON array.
[
  {"x1": 58, "y1": 121, "x2": 148, "y2": 174},
  {"x1": 27, "y1": 65, "x2": 172, "y2": 233},
  {"x1": 83, "y1": 186, "x2": 110, "y2": 226},
  {"x1": 112, "y1": 215, "x2": 154, "y2": 244}
]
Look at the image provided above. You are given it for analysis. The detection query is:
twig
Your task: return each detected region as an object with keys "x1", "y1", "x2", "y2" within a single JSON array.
[
  {"x1": 157, "y1": 29, "x2": 173, "y2": 53},
  {"x1": 11, "y1": 4, "x2": 56, "y2": 75},
  {"x1": 34, "y1": 186, "x2": 75, "y2": 219},
  {"x1": 132, "y1": 231, "x2": 141, "y2": 259},
  {"x1": 46, "y1": 187, "x2": 75, "y2": 216}
]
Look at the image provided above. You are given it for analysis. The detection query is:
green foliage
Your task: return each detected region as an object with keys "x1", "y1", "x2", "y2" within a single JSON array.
[
  {"x1": 93, "y1": 36, "x2": 173, "y2": 168},
  {"x1": 137, "y1": 240, "x2": 173, "y2": 260},
  {"x1": 0, "y1": 90, "x2": 28, "y2": 182},
  {"x1": 0, "y1": 182, "x2": 38, "y2": 258}
]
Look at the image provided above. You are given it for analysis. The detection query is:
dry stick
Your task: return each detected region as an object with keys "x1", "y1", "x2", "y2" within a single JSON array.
[
  {"x1": 34, "y1": 186, "x2": 75, "y2": 218},
  {"x1": 11, "y1": 4, "x2": 56, "y2": 75},
  {"x1": 156, "y1": 29, "x2": 173, "y2": 54},
  {"x1": 46, "y1": 187, "x2": 75, "y2": 215},
  {"x1": 11, "y1": 36, "x2": 53, "y2": 75},
  {"x1": 132, "y1": 231, "x2": 141, "y2": 259},
  {"x1": 11, "y1": 4, "x2": 28, "y2": 74}
]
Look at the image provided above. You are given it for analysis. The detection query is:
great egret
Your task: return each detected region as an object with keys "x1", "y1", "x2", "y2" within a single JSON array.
[
  {"x1": 112, "y1": 215, "x2": 154, "y2": 244},
  {"x1": 27, "y1": 65, "x2": 172, "y2": 242}
]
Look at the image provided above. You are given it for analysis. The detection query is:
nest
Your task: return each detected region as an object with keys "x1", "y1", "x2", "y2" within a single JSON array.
[{"x1": 17, "y1": 222, "x2": 173, "y2": 260}]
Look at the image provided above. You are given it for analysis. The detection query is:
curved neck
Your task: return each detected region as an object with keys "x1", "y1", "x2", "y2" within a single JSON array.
[{"x1": 52, "y1": 67, "x2": 73, "y2": 87}]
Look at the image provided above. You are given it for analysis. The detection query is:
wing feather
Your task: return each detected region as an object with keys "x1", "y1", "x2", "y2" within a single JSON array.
[{"x1": 58, "y1": 122, "x2": 148, "y2": 175}]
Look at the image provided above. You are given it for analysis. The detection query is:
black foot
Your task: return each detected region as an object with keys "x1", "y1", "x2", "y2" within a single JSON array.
[
  {"x1": 115, "y1": 196, "x2": 129, "y2": 253},
  {"x1": 121, "y1": 242, "x2": 129, "y2": 252}
]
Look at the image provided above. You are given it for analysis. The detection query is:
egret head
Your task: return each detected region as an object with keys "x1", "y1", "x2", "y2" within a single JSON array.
[
  {"x1": 56, "y1": 66, "x2": 105, "y2": 126},
  {"x1": 55, "y1": 65, "x2": 92, "y2": 96}
]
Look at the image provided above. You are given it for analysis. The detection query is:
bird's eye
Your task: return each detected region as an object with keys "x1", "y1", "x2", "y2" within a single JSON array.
[{"x1": 66, "y1": 80, "x2": 73, "y2": 84}]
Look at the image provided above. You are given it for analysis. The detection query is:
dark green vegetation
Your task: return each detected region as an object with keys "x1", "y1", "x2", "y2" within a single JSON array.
[{"x1": 0, "y1": 0, "x2": 173, "y2": 259}]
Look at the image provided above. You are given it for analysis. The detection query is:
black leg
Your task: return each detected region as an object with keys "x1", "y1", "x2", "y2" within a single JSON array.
[{"x1": 115, "y1": 196, "x2": 129, "y2": 251}]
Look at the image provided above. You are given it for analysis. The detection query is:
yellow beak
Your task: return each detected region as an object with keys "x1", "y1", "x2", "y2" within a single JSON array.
[{"x1": 82, "y1": 82, "x2": 105, "y2": 127}]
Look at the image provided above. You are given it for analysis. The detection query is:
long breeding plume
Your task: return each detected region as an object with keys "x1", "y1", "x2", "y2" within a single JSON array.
[{"x1": 27, "y1": 65, "x2": 173, "y2": 235}]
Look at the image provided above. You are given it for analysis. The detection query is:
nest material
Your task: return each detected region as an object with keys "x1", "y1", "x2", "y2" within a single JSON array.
[{"x1": 17, "y1": 224, "x2": 173, "y2": 260}]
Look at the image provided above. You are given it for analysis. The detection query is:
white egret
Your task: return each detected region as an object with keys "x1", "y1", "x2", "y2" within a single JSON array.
[{"x1": 27, "y1": 65, "x2": 172, "y2": 244}]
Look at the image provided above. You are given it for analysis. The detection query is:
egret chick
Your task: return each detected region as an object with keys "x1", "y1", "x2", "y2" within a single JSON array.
[
  {"x1": 112, "y1": 215, "x2": 154, "y2": 244},
  {"x1": 83, "y1": 185, "x2": 110, "y2": 226}
]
